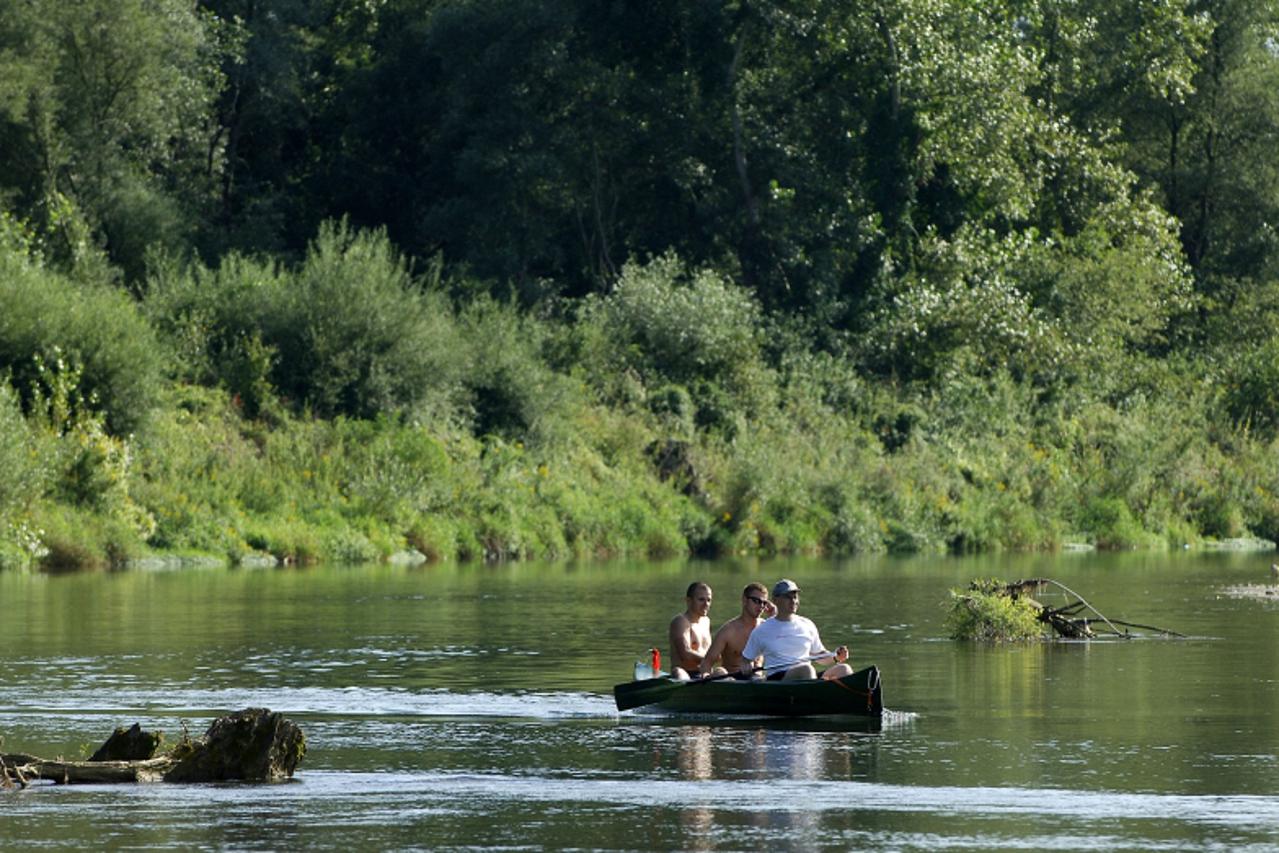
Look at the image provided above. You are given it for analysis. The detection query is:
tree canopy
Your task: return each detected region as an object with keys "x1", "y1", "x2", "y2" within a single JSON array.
[{"x1": 1, "y1": 0, "x2": 1277, "y2": 392}]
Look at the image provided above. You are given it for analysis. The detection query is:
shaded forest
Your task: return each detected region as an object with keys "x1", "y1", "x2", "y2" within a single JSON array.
[{"x1": 3, "y1": 0, "x2": 1279, "y2": 567}]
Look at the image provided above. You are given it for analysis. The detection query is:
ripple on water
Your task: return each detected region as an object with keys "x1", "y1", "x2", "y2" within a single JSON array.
[
  {"x1": 0, "y1": 685, "x2": 620, "y2": 719},
  {"x1": 15, "y1": 769, "x2": 1278, "y2": 833}
]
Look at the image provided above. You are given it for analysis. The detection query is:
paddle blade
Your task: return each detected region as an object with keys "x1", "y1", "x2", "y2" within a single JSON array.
[{"x1": 613, "y1": 676, "x2": 680, "y2": 712}]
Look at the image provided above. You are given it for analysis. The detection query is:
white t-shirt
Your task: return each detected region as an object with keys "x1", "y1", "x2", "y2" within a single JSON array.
[{"x1": 740, "y1": 615, "x2": 827, "y2": 672}]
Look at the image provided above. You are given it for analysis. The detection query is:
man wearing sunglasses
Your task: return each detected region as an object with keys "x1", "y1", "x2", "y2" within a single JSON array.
[
  {"x1": 739, "y1": 579, "x2": 852, "y2": 681},
  {"x1": 696, "y1": 582, "x2": 777, "y2": 680}
]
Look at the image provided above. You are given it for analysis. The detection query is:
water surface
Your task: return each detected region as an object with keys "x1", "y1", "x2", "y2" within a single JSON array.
[{"x1": 3, "y1": 551, "x2": 1278, "y2": 849}]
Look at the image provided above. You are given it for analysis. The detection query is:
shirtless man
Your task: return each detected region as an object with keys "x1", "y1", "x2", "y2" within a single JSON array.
[
  {"x1": 669, "y1": 581, "x2": 713, "y2": 680},
  {"x1": 697, "y1": 582, "x2": 776, "y2": 679},
  {"x1": 740, "y1": 578, "x2": 852, "y2": 681}
]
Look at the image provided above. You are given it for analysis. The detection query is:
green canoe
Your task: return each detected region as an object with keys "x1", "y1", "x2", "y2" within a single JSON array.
[{"x1": 613, "y1": 665, "x2": 883, "y2": 718}]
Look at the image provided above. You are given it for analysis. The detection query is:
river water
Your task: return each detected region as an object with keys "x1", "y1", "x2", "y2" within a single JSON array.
[{"x1": 3, "y1": 551, "x2": 1279, "y2": 849}]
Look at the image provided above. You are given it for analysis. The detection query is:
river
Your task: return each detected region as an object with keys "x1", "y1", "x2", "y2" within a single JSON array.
[{"x1": 3, "y1": 550, "x2": 1278, "y2": 849}]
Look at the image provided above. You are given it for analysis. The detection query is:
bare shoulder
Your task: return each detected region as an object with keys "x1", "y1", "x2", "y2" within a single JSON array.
[{"x1": 715, "y1": 616, "x2": 752, "y2": 639}]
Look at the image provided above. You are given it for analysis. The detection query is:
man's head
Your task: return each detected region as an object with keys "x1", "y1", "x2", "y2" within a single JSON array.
[
  {"x1": 742, "y1": 582, "x2": 769, "y2": 616},
  {"x1": 685, "y1": 581, "x2": 712, "y2": 616},
  {"x1": 772, "y1": 578, "x2": 800, "y2": 616}
]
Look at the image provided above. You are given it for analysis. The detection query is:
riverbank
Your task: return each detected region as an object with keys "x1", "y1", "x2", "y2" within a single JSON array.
[
  {"x1": 3, "y1": 371, "x2": 1277, "y2": 572},
  {"x1": 4, "y1": 226, "x2": 1279, "y2": 571}
]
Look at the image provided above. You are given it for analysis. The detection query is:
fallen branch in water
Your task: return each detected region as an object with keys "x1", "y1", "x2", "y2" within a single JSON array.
[
  {"x1": 1, "y1": 709, "x2": 305, "y2": 788},
  {"x1": 947, "y1": 578, "x2": 1186, "y2": 641}
]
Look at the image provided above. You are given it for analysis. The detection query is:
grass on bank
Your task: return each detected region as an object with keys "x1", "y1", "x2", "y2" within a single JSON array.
[{"x1": 3, "y1": 222, "x2": 1279, "y2": 569}]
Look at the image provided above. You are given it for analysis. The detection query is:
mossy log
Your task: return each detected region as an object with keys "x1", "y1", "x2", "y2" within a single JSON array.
[{"x1": 1, "y1": 708, "x2": 305, "y2": 788}]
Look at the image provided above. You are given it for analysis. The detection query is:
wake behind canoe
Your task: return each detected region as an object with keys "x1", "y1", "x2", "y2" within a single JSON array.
[{"x1": 613, "y1": 665, "x2": 883, "y2": 718}]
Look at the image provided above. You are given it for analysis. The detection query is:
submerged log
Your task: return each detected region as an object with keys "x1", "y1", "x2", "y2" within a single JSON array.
[{"x1": 0, "y1": 708, "x2": 305, "y2": 787}]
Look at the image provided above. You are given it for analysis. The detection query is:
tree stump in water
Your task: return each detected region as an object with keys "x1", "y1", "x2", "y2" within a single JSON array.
[
  {"x1": 165, "y1": 708, "x2": 305, "y2": 783},
  {"x1": 0, "y1": 708, "x2": 305, "y2": 787},
  {"x1": 89, "y1": 723, "x2": 164, "y2": 761}
]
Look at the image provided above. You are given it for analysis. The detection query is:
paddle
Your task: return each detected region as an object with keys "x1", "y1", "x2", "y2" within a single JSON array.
[{"x1": 613, "y1": 652, "x2": 841, "y2": 712}]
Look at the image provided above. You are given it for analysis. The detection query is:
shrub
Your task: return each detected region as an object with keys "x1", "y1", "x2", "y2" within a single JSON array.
[
  {"x1": 406, "y1": 515, "x2": 461, "y2": 562},
  {"x1": 143, "y1": 250, "x2": 279, "y2": 391},
  {"x1": 648, "y1": 384, "x2": 696, "y2": 438},
  {"x1": 580, "y1": 252, "x2": 772, "y2": 432},
  {"x1": 945, "y1": 579, "x2": 1045, "y2": 641},
  {"x1": 0, "y1": 237, "x2": 162, "y2": 434},
  {"x1": 0, "y1": 379, "x2": 46, "y2": 519},
  {"x1": 272, "y1": 220, "x2": 460, "y2": 418},
  {"x1": 331, "y1": 417, "x2": 453, "y2": 523},
  {"x1": 243, "y1": 517, "x2": 325, "y2": 565},
  {"x1": 1080, "y1": 496, "x2": 1153, "y2": 549},
  {"x1": 860, "y1": 227, "x2": 1062, "y2": 384},
  {"x1": 598, "y1": 252, "x2": 762, "y2": 384},
  {"x1": 146, "y1": 220, "x2": 463, "y2": 421},
  {"x1": 1224, "y1": 337, "x2": 1279, "y2": 438},
  {"x1": 33, "y1": 503, "x2": 147, "y2": 570},
  {"x1": 455, "y1": 297, "x2": 575, "y2": 443}
]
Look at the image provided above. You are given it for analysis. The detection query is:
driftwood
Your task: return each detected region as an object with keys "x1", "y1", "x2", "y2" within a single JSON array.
[
  {"x1": 1002, "y1": 578, "x2": 1186, "y2": 639},
  {"x1": 1, "y1": 708, "x2": 305, "y2": 788}
]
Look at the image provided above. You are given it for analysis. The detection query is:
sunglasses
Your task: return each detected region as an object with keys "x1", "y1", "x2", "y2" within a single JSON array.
[{"x1": 747, "y1": 596, "x2": 768, "y2": 606}]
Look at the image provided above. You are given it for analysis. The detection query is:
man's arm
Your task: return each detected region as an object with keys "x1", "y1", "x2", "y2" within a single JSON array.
[
  {"x1": 808, "y1": 623, "x2": 848, "y2": 663},
  {"x1": 739, "y1": 627, "x2": 763, "y2": 674},
  {"x1": 669, "y1": 615, "x2": 702, "y2": 671},
  {"x1": 697, "y1": 624, "x2": 732, "y2": 676}
]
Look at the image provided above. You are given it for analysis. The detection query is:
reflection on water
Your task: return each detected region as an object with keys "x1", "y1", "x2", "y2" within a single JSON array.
[
  {"x1": 676, "y1": 726, "x2": 714, "y2": 780},
  {"x1": 3, "y1": 551, "x2": 1279, "y2": 850},
  {"x1": 675, "y1": 726, "x2": 715, "y2": 839},
  {"x1": 666, "y1": 720, "x2": 869, "y2": 841},
  {"x1": 10, "y1": 767, "x2": 1279, "y2": 851}
]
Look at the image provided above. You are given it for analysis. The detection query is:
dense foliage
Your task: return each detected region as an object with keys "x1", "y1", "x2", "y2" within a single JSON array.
[
  {"x1": 2, "y1": 0, "x2": 1279, "y2": 567},
  {"x1": 945, "y1": 579, "x2": 1046, "y2": 641}
]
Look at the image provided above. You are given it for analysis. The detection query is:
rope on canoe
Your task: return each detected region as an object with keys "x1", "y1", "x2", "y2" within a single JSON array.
[{"x1": 830, "y1": 669, "x2": 879, "y2": 711}]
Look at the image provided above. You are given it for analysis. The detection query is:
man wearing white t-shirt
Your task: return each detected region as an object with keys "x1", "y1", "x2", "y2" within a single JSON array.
[{"x1": 739, "y1": 579, "x2": 853, "y2": 681}]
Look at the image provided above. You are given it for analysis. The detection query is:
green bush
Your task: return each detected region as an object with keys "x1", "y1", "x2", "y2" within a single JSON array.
[
  {"x1": 146, "y1": 220, "x2": 463, "y2": 421},
  {"x1": 406, "y1": 514, "x2": 461, "y2": 562},
  {"x1": 331, "y1": 417, "x2": 453, "y2": 523},
  {"x1": 1224, "y1": 337, "x2": 1279, "y2": 438},
  {"x1": 456, "y1": 297, "x2": 575, "y2": 442},
  {"x1": 579, "y1": 252, "x2": 773, "y2": 433},
  {"x1": 0, "y1": 238, "x2": 162, "y2": 434},
  {"x1": 143, "y1": 250, "x2": 278, "y2": 391},
  {"x1": 597, "y1": 252, "x2": 762, "y2": 384},
  {"x1": 861, "y1": 227, "x2": 1062, "y2": 384},
  {"x1": 0, "y1": 380, "x2": 46, "y2": 519},
  {"x1": 243, "y1": 517, "x2": 325, "y2": 565},
  {"x1": 945, "y1": 579, "x2": 1045, "y2": 641},
  {"x1": 1080, "y1": 496, "x2": 1153, "y2": 549},
  {"x1": 273, "y1": 220, "x2": 460, "y2": 418},
  {"x1": 33, "y1": 503, "x2": 147, "y2": 570}
]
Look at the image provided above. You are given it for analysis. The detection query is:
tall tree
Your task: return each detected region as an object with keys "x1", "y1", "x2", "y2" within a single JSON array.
[{"x1": 0, "y1": 0, "x2": 225, "y2": 281}]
